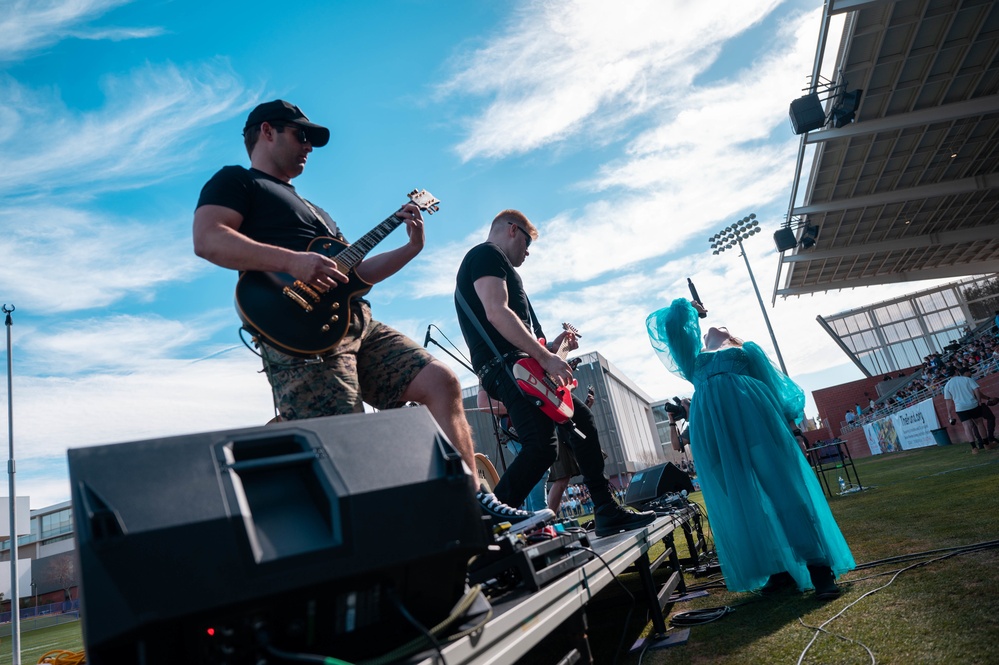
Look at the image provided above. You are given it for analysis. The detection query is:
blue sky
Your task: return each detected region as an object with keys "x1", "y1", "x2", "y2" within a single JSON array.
[{"x1": 0, "y1": 0, "x2": 944, "y2": 507}]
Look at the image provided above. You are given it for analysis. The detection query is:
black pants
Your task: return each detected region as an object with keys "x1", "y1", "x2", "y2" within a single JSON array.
[
  {"x1": 958, "y1": 404, "x2": 996, "y2": 444},
  {"x1": 483, "y1": 366, "x2": 612, "y2": 510}
]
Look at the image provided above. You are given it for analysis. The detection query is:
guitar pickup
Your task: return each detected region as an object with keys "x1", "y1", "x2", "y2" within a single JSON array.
[{"x1": 282, "y1": 283, "x2": 318, "y2": 312}]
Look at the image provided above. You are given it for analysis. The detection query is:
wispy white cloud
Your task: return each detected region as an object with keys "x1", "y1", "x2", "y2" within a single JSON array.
[
  {"x1": 414, "y1": 2, "x2": 815, "y2": 300},
  {"x1": 0, "y1": 61, "x2": 251, "y2": 197},
  {"x1": 440, "y1": 0, "x2": 786, "y2": 161},
  {"x1": 0, "y1": 204, "x2": 202, "y2": 313},
  {"x1": 17, "y1": 311, "x2": 234, "y2": 373},
  {"x1": 0, "y1": 0, "x2": 146, "y2": 62},
  {"x1": 422, "y1": 0, "x2": 952, "y2": 422},
  {"x1": 1, "y1": 352, "x2": 275, "y2": 503},
  {"x1": 66, "y1": 26, "x2": 164, "y2": 41}
]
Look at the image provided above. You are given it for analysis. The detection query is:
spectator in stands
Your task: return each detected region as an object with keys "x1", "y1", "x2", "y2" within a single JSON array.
[
  {"x1": 845, "y1": 410, "x2": 856, "y2": 425},
  {"x1": 943, "y1": 367, "x2": 998, "y2": 453}
]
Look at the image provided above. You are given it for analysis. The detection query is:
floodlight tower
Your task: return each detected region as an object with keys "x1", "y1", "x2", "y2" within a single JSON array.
[{"x1": 708, "y1": 214, "x2": 789, "y2": 375}]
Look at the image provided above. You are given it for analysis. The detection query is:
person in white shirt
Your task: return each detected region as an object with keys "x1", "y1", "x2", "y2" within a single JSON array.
[{"x1": 943, "y1": 367, "x2": 997, "y2": 453}]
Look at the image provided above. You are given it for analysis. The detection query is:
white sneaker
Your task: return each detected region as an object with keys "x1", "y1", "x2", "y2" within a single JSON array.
[{"x1": 476, "y1": 488, "x2": 555, "y2": 534}]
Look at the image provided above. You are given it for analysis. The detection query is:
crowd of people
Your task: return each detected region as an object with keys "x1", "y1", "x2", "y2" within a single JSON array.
[
  {"x1": 843, "y1": 317, "x2": 999, "y2": 431},
  {"x1": 554, "y1": 485, "x2": 595, "y2": 519}
]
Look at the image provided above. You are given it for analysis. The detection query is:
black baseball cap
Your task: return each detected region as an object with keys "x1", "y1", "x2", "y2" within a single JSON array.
[{"x1": 243, "y1": 100, "x2": 330, "y2": 147}]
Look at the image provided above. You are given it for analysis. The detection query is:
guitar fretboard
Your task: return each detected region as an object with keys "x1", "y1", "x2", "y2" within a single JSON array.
[{"x1": 335, "y1": 215, "x2": 404, "y2": 270}]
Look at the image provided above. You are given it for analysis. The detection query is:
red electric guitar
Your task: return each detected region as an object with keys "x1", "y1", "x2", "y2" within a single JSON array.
[{"x1": 511, "y1": 323, "x2": 580, "y2": 424}]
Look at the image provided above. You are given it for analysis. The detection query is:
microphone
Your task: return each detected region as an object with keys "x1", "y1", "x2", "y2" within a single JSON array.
[
  {"x1": 687, "y1": 278, "x2": 707, "y2": 318},
  {"x1": 423, "y1": 324, "x2": 432, "y2": 348}
]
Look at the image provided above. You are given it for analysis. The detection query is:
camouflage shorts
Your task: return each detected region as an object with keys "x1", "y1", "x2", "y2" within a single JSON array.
[
  {"x1": 549, "y1": 431, "x2": 581, "y2": 481},
  {"x1": 260, "y1": 302, "x2": 434, "y2": 419}
]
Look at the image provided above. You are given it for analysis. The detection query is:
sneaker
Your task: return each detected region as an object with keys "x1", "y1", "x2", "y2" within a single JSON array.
[
  {"x1": 593, "y1": 503, "x2": 656, "y2": 537},
  {"x1": 807, "y1": 565, "x2": 841, "y2": 600},
  {"x1": 475, "y1": 488, "x2": 554, "y2": 534}
]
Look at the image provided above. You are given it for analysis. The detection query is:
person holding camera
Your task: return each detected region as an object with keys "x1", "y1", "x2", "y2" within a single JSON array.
[
  {"x1": 664, "y1": 397, "x2": 692, "y2": 454},
  {"x1": 646, "y1": 298, "x2": 854, "y2": 599}
]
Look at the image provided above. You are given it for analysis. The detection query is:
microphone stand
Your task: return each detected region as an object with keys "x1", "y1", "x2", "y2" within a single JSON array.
[
  {"x1": 424, "y1": 327, "x2": 509, "y2": 472},
  {"x1": 424, "y1": 334, "x2": 474, "y2": 374}
]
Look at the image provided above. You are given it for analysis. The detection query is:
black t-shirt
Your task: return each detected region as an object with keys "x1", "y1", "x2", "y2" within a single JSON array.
[
  {"x1": 455, "y1": 242, "x2": 542, "y2": 372},
  {"x1": 196, "y1": 165, "x2": 344, "y2": 251}
]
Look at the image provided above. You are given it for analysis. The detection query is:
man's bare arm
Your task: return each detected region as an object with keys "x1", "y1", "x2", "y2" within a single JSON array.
[
  {"x1": 473, "y1": 275, "x2": 572, "y2": 386},
  {"x1": 193, "y1": 204, "x2": 347, "y2": 287}
]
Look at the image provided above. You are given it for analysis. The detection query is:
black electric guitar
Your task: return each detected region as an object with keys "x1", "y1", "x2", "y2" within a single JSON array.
[{"x1": 235, "y1": 189, "x2": 441, "y2": 357}]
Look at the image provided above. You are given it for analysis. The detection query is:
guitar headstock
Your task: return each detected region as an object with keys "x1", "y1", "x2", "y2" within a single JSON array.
[
  {"x1": 562, "y1": 322, "x2": 581, "y2": 338},
  {"x1": 407, "y1": 189, "x2": 441, "y2": 214}
]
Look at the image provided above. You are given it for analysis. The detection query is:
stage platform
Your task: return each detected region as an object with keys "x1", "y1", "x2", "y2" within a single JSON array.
[{"x1": 412, "y1": 507, "x2": 702, "y2": 664}]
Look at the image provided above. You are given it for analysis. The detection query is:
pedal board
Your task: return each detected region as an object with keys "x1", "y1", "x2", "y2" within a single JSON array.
[
  {"x1": 643, "y1": 494, "x2": 688, "y2": 514},
  {"x1": 469, "y1": 528, "x2": 593, "y2": 594}
]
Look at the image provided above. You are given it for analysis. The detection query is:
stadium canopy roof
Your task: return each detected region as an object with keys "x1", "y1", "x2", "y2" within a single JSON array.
[{"x1": 774, "y1": 0, "x2": 999, "y2": 300}]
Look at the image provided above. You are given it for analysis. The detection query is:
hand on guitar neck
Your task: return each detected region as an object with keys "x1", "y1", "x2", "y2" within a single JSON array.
[{"x1": 539, "y1": 325, "x2": 578, "y2": 386}]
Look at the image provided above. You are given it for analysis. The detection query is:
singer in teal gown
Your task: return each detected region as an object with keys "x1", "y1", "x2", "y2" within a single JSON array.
[{"x1": 646, "y1": 298, "x2": 854, "y2": 595}]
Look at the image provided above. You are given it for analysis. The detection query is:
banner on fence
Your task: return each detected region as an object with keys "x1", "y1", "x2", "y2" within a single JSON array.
[{"x1": 862, "y1": 398, "x2": 939, "y2": 454}]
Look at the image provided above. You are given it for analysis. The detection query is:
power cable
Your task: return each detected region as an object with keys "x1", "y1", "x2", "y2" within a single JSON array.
[
  {"x1": 795, "y1": 539, "x2": 999, "y2": 665},
  {"x1": 567, "y1": 544, "x2": 636, "y2": 665}
]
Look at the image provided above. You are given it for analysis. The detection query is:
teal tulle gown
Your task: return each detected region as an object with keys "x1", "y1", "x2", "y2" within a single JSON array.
[{"x1": 647, "y1": 299, "x2": 854, "y2": 592}]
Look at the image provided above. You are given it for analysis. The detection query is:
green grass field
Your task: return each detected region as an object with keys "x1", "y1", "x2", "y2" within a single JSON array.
[
  {"x1": 2, "y1": 444, "x2": 995, "y2": 664},
  {"x1": 589, "y1": 444, "x2": 999, "y2": 664},
  {"x1": 0, "y1": 619, "x2": 83, "y2": 665}
]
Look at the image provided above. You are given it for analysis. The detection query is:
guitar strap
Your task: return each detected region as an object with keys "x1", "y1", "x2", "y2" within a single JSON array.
[
  {"x1": 295, "y1": 190, "x2": 341, "y2": 240},
  {"x1": 455, "y1": 288, "x2": 534, "y2": 399},
  {"x1": 526, "y1": 298, "x2": 545, "y2": 340}
]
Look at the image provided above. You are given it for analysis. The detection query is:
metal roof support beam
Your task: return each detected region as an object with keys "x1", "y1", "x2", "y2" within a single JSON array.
[
  {"x1": 776, "y1": 261, "x2": 999, "y2": 296},
  {"x1": 791, "y1": 173, "x2": 999, "y2": 215},
  {"x1": 829, "y1": 0, "x2": 894, "y2": 16},
  {"x1": 782, "y1": 223, "x2": 999, "y2": 263},
  {"x1": 804, "y1": 96, "x2": 999, "y2": 145}
]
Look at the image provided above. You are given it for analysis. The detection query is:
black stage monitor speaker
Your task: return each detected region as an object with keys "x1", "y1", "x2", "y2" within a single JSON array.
[
  {"x1": 625, "y1": 462, "x2": 695, "y2": 507},
  {"x1": 789, "y1": 93, "x2": 826, "y2": 134},
  {"x1": 773, "y1": 227, "x2": 797, "y2": 252},
  {"x1": 68, "y1": 407, "x2": 489, "y2": 665}
]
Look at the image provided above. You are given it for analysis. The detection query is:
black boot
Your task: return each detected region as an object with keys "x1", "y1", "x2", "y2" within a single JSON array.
[
  {"x1": 807, "y1": 564, "x2": 841, "y2": 600},
  {"x1": 760, "y1": 572, "x2": 796, "y2": 595},
  {"x1": 593, "y1": 503, "x2": 656, "y2": 537}
]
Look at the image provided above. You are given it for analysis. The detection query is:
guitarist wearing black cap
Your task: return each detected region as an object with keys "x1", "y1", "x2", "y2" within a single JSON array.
[{"x1": 193, "y1": 100, "x2": 543, "y2": 528}]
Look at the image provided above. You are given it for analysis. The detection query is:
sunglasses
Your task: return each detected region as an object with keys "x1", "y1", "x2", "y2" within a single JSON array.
[
  {"x1": 508, "y1": 221, "x2": 532, "y2": 248},
  {"x1": 275, "y1": 123, "x2": 310, "y2": 144}
]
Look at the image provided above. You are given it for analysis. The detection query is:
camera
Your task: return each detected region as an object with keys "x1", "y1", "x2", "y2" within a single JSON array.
[{"x1": 663, "y1": 396, "x2": 687, "y2": 421}]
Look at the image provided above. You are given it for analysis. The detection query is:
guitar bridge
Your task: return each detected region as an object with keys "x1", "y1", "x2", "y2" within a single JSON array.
[{"x1": 282, "y1": 281, "x2": 321, "y2": 312}]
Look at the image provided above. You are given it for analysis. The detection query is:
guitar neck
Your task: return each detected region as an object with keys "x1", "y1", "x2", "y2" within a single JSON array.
[{"x1": 333, "y1": 214, "x2": 404, "y2": 271}]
